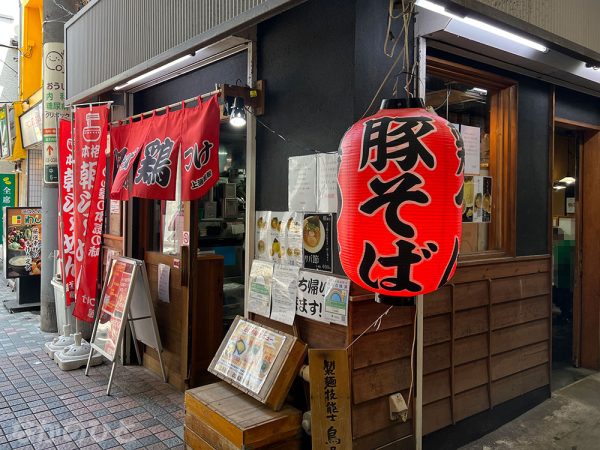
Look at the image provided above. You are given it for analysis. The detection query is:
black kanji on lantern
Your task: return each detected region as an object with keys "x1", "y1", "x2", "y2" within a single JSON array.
[
  {"x1": 134, "y1": 138, "x2": 175, "y2": 187},
  {"x1": 449, "y1": 125, "x2": 465, "y2": 206},
  {"x1": 360, "y1": 117, "x2": 436, "y2": 172},
  {"x1": 359, "y1": 172, "x2": 429, "y2": 239}
]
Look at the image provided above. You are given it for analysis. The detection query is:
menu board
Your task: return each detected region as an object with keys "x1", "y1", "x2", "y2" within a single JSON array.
[
  {"x1": 93, "y1": 259, "x2": 135, "y2": 360},
  {"x1": 302, "y1": 213, "x2": 332, "y2": 272},
  {"x1": 212, "y1": 318, "x2": 286, "y2": 395},
  {"x1": 4, "y1": 208, "x2": 42, "y2": 278}
]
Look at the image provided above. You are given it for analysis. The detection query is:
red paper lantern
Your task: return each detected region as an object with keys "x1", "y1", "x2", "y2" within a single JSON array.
[{"x1": 337, "y1": 99, "x2": 464, "y2": 303}]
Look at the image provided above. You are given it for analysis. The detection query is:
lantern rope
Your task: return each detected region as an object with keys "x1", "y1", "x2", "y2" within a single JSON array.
[{"x1": 344, "y1": 305, "x2": 394, "y2": 350}]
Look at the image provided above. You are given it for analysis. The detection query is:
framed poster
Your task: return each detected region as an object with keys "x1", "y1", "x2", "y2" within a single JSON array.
[
  {"x1": 209, "y1": 316, "x2": 308, "y2": 410},
  {"x1": 302, "y1": 213, "x2": 332, "y2": 272},
  {"x1": 4, "y1": 207, "x2": 42, "y2": 278}
]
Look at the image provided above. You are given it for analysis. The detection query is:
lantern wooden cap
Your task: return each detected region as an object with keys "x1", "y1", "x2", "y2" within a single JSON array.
[{"x1": 379, "y1": 98, "x2": 425, "y2": 109}]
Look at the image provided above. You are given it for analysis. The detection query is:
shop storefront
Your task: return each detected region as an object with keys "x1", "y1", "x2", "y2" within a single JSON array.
[{"x1": 64, "y1": 0, "x2": 600, "y2": 449}]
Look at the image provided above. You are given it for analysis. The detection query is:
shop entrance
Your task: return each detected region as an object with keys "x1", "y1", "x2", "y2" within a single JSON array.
[{"x1": 552, "y1": 121, "x2": 600, "y2": 388}]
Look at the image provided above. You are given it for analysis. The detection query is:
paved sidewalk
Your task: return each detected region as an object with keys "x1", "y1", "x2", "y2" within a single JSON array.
[
  {"x1": 0, "y1": 281, "x2": 184, "y2": 449},
  {"x1": 461, "y1": 372, "x2": 600, "y2": 450}
]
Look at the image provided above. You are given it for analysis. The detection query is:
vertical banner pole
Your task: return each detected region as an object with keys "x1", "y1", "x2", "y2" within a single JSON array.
[{"x1": 415, "y1": 294, "x2": 424, "y2": 450}]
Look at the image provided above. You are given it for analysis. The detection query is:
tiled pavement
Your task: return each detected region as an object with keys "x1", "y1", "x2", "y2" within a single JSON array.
[{"x1": 0, "y1": 281, "x2": 185, "y2": 449}]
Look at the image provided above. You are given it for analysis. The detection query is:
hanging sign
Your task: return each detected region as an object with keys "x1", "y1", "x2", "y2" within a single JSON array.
[
  {"x1": 0, "y1": 174, "x2": 16, "y2": 244},
  {"x1": 4, "y1": 208, "x2": 42, "y2": 279},
  {"x1": 58, "y1": 119, "x2": 75, "y2": 303},
  {"x1": 87, "y1": 256, "x2": 166, "y2": 395},
  {"x1": 73, "y1": 104, "x2": 109, "y2": 323},
  {"x1": 42, "y1": 42, "x2": 68, "y2": 183},
  {"x1": 337, "y1": 101, "x2": 464, "y2": 299},
  {"x1": 131, "y1": 110, "x2": 182, "y2": 200},
  {"x1": 303, "y1": 214, "x2": 332, "y2": 272},
  {"x1": 309, "y1": 349, "x2": 352, "y2": 450},
  {"x1": 180, "y1": 95, "x2": 220, "y2": 201}
]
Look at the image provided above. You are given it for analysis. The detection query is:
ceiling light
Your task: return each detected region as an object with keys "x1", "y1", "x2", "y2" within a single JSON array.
[
  {"x1": 559, "y1": 176, "x2": 576, "y2": 185},
  {"x1": 415, "y1": 0, "x2": 548, "y2": 52},
  {"x1": 114, "y1": 54, "x2": 193, "y2": 90},
  {"x1": 470, "y1": 87, "x2": 487, "y2": 95}
]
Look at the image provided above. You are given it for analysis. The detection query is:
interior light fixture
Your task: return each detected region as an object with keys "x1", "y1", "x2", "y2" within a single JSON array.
[
  {"x1": 228, "y1": 97, "x2": 246, "y2": 127},
  {"x1": 559, "y1": 176, "x2": 576, "y2": 185},
  {"x1": 114, "y1": 54, "x2": 193, "y2": 90},
  {"x1": 470, "y1": 87, "x2": 488, "y2": 95},
  {"x1": 415, "y1": 0, "x2": 548, "y2": 52}
]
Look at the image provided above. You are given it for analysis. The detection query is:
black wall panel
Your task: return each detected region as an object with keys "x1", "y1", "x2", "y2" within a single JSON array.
[{"x1": 555, "y1": 86, "x2": 600, "y2": 126}]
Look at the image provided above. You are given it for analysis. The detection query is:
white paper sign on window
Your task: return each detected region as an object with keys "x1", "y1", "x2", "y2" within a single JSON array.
[
  {"x1": 459, "y1": 124, "x2": 481, "y2": 175},
  {"x1": 296, "y1": 271, "x2": 350, "y2": 326},
  {"x1": 247, "y1": 260, "x2": 274, "y2": 318},
  {"x1": 288, "y1": 155, "x2": 317, "y2": 212},
  {"x1": 270, "y1": 264, "x2": 300, "y2": 325}
]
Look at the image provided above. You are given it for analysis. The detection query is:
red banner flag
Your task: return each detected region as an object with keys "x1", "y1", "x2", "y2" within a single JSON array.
[
  {"x1": 132, "y1": 109, "x2": 182, "y2": 200},
  {"x1": 73, "y1": 105, "x2": 109, "y2": 322},
  {"x1": 110, "y1": 118, "x2": 150, "y2": 200},
  {"x1": 180, "y1": 95, "x2": 220, "y2": 201},
  {"x1": 58, "y1": 119, "x2": 75, "y2": 305}
]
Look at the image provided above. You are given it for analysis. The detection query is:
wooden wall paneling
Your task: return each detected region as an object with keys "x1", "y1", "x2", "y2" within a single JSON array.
[
  {"x1": 491, "y1": 363, "x2": 549, "y2": 406},
  {"x1": 352, "y1": 325, "x2": 413, "y2": 370},
  {"x1": 422, "y1": 397, "x2": 452, "y2": 435},
  {"x1": 424, "y1": 285, "x2": 452, "y2": 317},
  {"x1": 424, "y1": 315, "x2": 451, "y2": 346},
  {"x1": 454, "y1": 307, "x2": 489, "y2": 339},
  {"x1": 423, "y1": 341, "x2": 451, "y2": 375},
  {"x1": 453, "y1": 385, "x2": 490, "y2": 422},
  {"x1": 352, "y1": 422, "x2": 413, "y2": 450},
  {"x1": 580, "y1": 130, "x2": 600, "y2": 369},
  {"x1": 351, "y1": 392, "x2": 412, "y2": 439},
  {"x1": 423, "y1": 369, "x2": 451, "y2": 405},
  {"x1": 490, "y1": 272, "x2": 550, "y2": 304},
  {"x1": 491, "y1": 296, "x2": 549, "y2": 330},
  {"x1": 352, "y1": 357, "x2": 411, "y2": 404},
  {"x1": 350, "y1": 300, "x2": 414, "y2": 336},
  {"x1": 451, "y1": 256, "x2": 550, "y2": 284},
  {"x1": 454, "y1": 359, "x2": 489, "y2": 394},
  {"x1": 455, "y1": 334, "x2": 489, "y2": 366},
  {"x1": 297, "y1": 316, "x2": 346, "y2": 348},
  {"x1": 453, "y1": 281, "x2": 489, "y2": 311},
  {"x1": 491, "y1": 318, "x2": 549, "y2": 355},
  {"x1": 491, "y1": 341, "x2": 549, "y2": 381},
  {"x1": 486, "y1": 278, "x2": 493, "y2": 415}
]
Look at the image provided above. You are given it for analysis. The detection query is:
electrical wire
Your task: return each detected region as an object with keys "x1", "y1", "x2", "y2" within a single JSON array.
[{"x1": 406, "y1": 307, "x2": 417, "y2": 409}]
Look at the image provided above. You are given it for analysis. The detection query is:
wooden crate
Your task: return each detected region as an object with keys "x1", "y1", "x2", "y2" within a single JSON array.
[{"x1": 185, "y1": 382, "x2": 302, "y2": 450}]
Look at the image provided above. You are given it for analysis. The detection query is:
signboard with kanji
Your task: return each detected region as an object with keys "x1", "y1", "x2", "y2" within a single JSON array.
[
  {"x1": 42, "y1": 42, "x2": 69, "y2": 183},
  {"x1": 0, "y1": 174, "x2": 16, "y2": 244},
  {"x1": 309, "y1": 348, "x2": 352, "y2": 450}
]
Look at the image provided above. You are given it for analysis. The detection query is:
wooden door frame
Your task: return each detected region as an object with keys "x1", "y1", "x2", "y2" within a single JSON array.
[{"x1": 554, "y1": 116, "x2": 600, "y2": 369}]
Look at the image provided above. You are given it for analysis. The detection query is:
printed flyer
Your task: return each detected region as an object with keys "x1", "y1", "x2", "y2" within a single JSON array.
[{"x1": 247, "y1": 260, "x2": 274, "y2": 318}]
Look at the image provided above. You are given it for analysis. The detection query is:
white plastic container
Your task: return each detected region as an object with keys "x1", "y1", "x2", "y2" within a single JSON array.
[{"x1": 51, "y1": 277, "x2": 73, "y2": 332}]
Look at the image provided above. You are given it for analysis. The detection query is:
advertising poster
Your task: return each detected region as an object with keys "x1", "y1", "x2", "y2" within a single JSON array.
[
  {"x1": 463, "y1": 176, "x2": 492, "y2": 224},
  {"x1": 4, "y1": 208, "x2": 42, "y2": 279},
  {"x1": 255, "y1": 211, "x2": 303, "y2": 266},
  {"x1": 0, "y1": 174, "x2": 16, "y2": 244},
  {"x1": 270, "y1": 264, "x2": 300, "y2": 325},
  {"x1": 212, "y1": 319, "x2": 286, "y2": 395},
  {"x1": 95, "y1": 259, "x2": 135, "y2": 360},
  {"x1": 302, "y1": 213, "x2": 332, "y2": 272},
  {"x1": 288, "y1": 155, "x2": 317, "y2": 212},
  {"x1": 247, "y1": 260, "x2": 274, "y2": 318}
]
